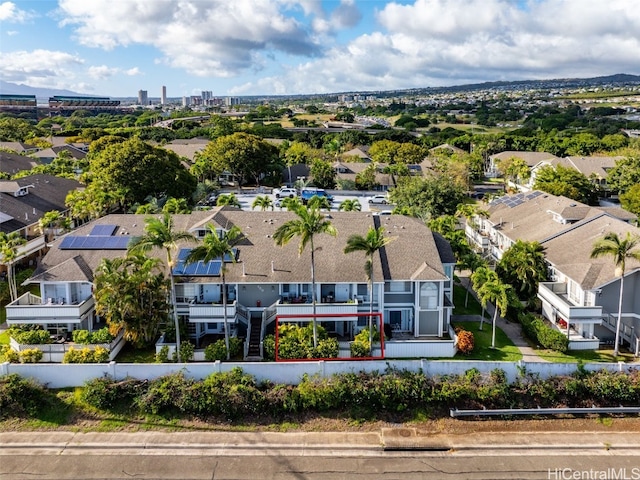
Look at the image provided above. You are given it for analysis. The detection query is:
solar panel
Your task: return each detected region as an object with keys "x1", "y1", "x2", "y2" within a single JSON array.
[
  {"x1": 58, "y1": 235, "x2": 132, "y2": 250},
  {"x1": 177, "y1": 248, "x2": 191, "y2": 261},
  {"x1": 207, "y1": 261, "x2": 222, "y2": 275},
  {"x1": 195, "y1": 261, "x2": 209, "y2": 275},
  {"x1": 90, "y1": 224, "x2": 117, "y2": 236},
  {"x1": 59, "y1": 236, "x2": 75, "y2": 249}
]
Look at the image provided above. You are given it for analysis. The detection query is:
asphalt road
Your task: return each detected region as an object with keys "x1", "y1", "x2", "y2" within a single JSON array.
[{"x1": 1, "y1": 431, "x2": 639, "y2": 480}]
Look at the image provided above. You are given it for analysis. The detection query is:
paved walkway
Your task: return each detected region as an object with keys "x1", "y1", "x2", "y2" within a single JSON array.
[{"x1": 454, "y1": 277, "x2": 549, "y2": 362}]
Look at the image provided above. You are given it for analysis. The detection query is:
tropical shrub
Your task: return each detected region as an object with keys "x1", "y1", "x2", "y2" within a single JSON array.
[
  {"x1": 276, "y1": 324, "x2": 338, "y2": 360},
  {"x1": 63, "y1": 346, "x2": 110, "y2": 363},
  {"x1": 172, "y1": 341, "x2": 194, "y2": 362},
  {"x1": 204, "y1": 337, "x2": 244, "y2": 361},
  {"x1": 91, "y1": 328, "x2": 115, "y2": 344},
  {"x1": 19, "y1": 348, "x2": 43, "y2": 363},
  {"x1": 155, "y1": 345, "x2": 170, "y2": 363},
  {"x1": 0, "y1": 345, "x2": 19, "y2": 363},
  {"x1": 9, "y1": 327, "x2": 51, "y2": 345},
  {"x1": 72, "y1": 330, "x2": 92, "y2": 344},
  {"x1": 0, "y1": 374, "x2": 48, "y2": 419},
  {"x1": 455, "y1": 328, "x2": 475, "y2": 355},
  {"x1": 520, "y1": 313, "x2": 569, "y2": 352}
]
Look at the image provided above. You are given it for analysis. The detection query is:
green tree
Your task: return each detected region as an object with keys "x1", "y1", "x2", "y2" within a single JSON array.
[
  {"x1": 185, "y1": 225, "x2": 243, "y2": 360},
  {"x1": 458, "y1": 252, "x2": 486, "y2": 308},
  {"x1": 0, "y1": 117, "x2": 35, "y2": 141},
  {"x1": 252, "y1": 195, "x2": 274, "y2": 211},
  {"x1": 128, "y1": 212, "x2": 196, "y2": 361},
  {"x1": 162, "y1": 197, "x2": 191, "y2": 214},
  {"x1": 279, "y1": 196, "x2": 303, "y2": 211},
  {"x1": 344, "y1": 226, "x2": 394, "y2": 352},
  {"x1": 591, "y1": 232, "x2": 640, "y2": 356},
  {"x1": 282, "y1": 141, "x2": 316, "y2": 184},
  {"x1": 89, "y1": 137, "x2": 196, "y2": 205},
  {"x1": 471, "y1": 266, "x2": 498, "y2": 331},
  {"x1": 496, "y1": 156, "x2": 530, "y2": 188},
  {"x1": 338, "y1": 199, "x2": 362, "y2": 212},
  {"x1": 390, "y1": 175, "x2": 466, "y2": 218},
  {"x1": 620, "y1": 184, "x2": 640, "y2": 217},
  {"x1": 216, "y1": 193, "x2": 241, "y2": 208},
  {"x1": 310, "y1": 158, "x2": 336, "y2": 189},
  {"x1": 37, "y1": 211, "x2": 71, "y2": 242},
  {"x1": 0, "y1": 232, "x2": 27, "y2": 302},
  {"x1": 196, "y1": 133, "x2": 279, "y2": 186},
  {"x1": 369, "y1": 140, "x2": 401, "y2": 164},
  {"x1": 607, "y1": 149, "x2": 640, "y2": 194},
  {"x1": 355, "y1": 163, "x2": 379, "y2": 190},
  {"x1": 273, "y1": 205, "x2": 337, "y2": 348},
  {"x1": 496, "y1": 240, "x2": 548, "y2": 305},
  {"x1": 94, "y1": 252, "x2": 170, "y2": 346},
  {"x1": 476, "y1": 276, "x2": 511, "y2": 348},
  {"x1": 533, "y1": 164, "x2": 599, "y2": 204}
]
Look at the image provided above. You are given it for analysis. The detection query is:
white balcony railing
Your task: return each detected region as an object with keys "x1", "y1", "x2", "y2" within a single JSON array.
[
  {"x1": 6, "y1": 292, "x2": 95, "y2": 324},
  {"x1": 188, "y1": 300, "x2": 237, "y2": 321},
  {"x1": 538, "y1": 282, "x2": 603, "y2": 322},
  {"x1": 276, "y1": 299, "x2": 359, "y2": 319}
]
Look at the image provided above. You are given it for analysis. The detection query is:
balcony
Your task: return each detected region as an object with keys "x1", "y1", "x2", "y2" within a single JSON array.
[
  {"x1": 6, "y1": 292, "x2": 95, "y2": 324},
  {"x1": 538, "y1": 282, "x2": 603, "y2": 322},
  {"x1": 188, "y1": 300, "x2": 236, "y2": 322},
  {"x1": 276, "y1": 297, "x2": 359, "y2": 318}
]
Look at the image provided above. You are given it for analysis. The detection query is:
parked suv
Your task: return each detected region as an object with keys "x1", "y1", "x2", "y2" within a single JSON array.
[
  {"x1": 368, "y1": 194, "x2": 389, "y2": 204},
  {"x1": 301, "y1": 188, "x2": 333, "y2": 205},
  {"x1": 273, "y1": 186, "x2": 298, "y2": 198}
]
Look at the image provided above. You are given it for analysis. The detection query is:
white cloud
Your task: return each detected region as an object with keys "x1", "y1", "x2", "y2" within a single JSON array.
[
  {"x1": 58, "y1": 0, "x2": 323, "y2": 78},
  {"x1": 0, "y1": 49, "x2": 84, "y2": 89},
  {"x1": 87, "y1": 65, "x2": 142, "y2": 80},
  {"x1": 0, "y1": 1, "x2": 34, "y2": 23},
  {"x1": 264, "y1": 0, "x2": 640, "y2": 94}
]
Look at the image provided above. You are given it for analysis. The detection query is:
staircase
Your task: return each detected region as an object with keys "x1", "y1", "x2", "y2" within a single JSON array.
[{"x1": 246, "y1": 315, "x2": 263, "y2": 360}]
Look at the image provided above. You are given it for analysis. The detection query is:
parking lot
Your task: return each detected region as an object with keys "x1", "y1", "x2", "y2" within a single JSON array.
[{"x1": 219, "y1": 190, "x2": 393, "y2": 213}]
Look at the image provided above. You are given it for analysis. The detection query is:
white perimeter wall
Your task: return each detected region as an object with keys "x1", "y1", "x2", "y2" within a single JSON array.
[{"x1": 1, "y1": 360, "x2": 633, "y2": 389}]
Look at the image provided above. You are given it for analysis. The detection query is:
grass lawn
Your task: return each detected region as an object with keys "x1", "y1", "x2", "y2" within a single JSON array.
[
  {"x1": 115, "y1": 343, "x2": 157, "y2": 363},
  {"x1": 0, "y1": 330, "x2": 9, "y2": 345},
  {"x1": 452, "y1": 320, "x2": 522, "y2": 362},
  {"x1": 534, "y1": 347, "x2": 637, "y2": 364},
  {"x1": 452, "y1": 284, "x2": 489, "y2": 318}
]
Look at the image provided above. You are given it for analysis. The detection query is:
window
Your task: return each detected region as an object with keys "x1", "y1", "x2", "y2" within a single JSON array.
[
  {"x1": 419, "y1": 282, "x2": 438, "y2": 309},
  {"x1": 385, "y1": 281, "x2": 412, "y2": 293}
]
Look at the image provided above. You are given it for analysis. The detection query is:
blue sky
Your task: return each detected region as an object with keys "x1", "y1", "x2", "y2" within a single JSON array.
[{"x1": 1, "y1": 0, "x2": 639, "y2": 98}]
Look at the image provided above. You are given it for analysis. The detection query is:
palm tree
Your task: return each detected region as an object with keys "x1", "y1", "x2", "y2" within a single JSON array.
[
  {"x1": 344, "y1": 226, "x2": 394, "y2": 352},
  {"x1": 0, "y1": 232, "x2": 27, "y2": 302},
  {"x1": 279, "y1": 196, "x2": 303, "y2": 211},
  {"x1": 252, "y1": 195, "x2": 274, "y2": 211},
  {"x1": 338, "y1": 199, "x2": 362, "y2": 212},
  {"x1": 37, "y1": 210, "x2": 71, "y2": 242},
  {"x1": 591, "y1": 232, "x2": 640, "y2": 356},
  {"x1": 216, "y1": 193, "x2": 241, "y2": 208},
  {"x1": 476, "y1": 276, "x2": 511, "y2": 348},
  {"x1": 185, "y1": 224, "x2": 243, "y2": 360},
  {"x1": 458, "y1": 252, "x2": 486, "y2": 308},
  {"x1": 273, "y1": 205, "x2": 337, "y2": 348},
  {"x1": 162, "y1": 197, "x2": 191, "y2": 214},
  {"x1": 496, "y1": 240, "x2": 547, "y2": 305},
  {"x1": 471, "y1": 266, "x2": 498, "y2": 331},
  {"x1": 128, "y1": 212, "x2": 196, "y2": 361}
]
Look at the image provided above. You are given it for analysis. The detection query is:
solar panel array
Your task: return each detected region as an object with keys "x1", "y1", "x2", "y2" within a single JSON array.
[
  {"x1": 90, "y1": 224, "x2": 117, "y2": 236},
  {"x1": 172, "y1": 248, "x2": 238, "y2": 277},
  {"x1": 490, "y1": 190, "x2": 544, "y2": 209},
  {"x1": 59, "y1": 235, "x2": 132, "y2": 250}
]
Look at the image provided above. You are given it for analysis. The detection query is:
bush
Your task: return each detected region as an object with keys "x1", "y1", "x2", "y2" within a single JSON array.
[
  {"x1": 276, "y1": 324, "x2": 337, "y2": 360},
  {"x1": 263, "y1": 335, "x2": 275, "y2": 361},
  {"x1": 520, "y1": 313, "x2": 569, "y2": 352},
  {"x1": 455, "y1": 328, "x2": 475, "y2": 355},
  {"x1": 350, "y1": 326, "x2": 380, "y2": 358},
  {"x1": 0, "y1": 345, "x2": 19, "y2": 363},
  {"x1": 0, "y1": 374, "x2": 48, "y2": 419},
  {"x1": 72, "y1": 330, "x2": 92, "y2": 344},
  {"x1": 155, "y1": 345, "x2": 170, "y2": 363},
  {"x1": 91, "y1": 328, "x2": 115, "y2": 344},
  {"x1": 63, "y1": 346, "x2": 110, "y2": 363},
  {"x1": 9, "y1": 326, "x2": 51, "y2": 345},
  {"x1": 204, "y1": 337, "x2": 244, "y2": 361},
  {"x1": 82, "y1": 376, "x2": 147, "y2": 410},
  {"x1": 172, "y1": 341, "x2": 194, "y2": 362},
  {"x1": 19, "y1": 348, "x2": 43, "y2": 363}
]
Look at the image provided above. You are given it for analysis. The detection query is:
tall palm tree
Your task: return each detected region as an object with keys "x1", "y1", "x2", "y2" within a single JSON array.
[
  {"x1": 37, "y1": 210, "x2": 71, "y2": 242},
  {"x1": 496, "y1": 240, "x2": 547, "y2": 305},
  {"x1": 280, "y1": 196, "x2": 303, "y2": 211},
  {"x1": 338, "y1": 199, "x2": 362, "y2": 212},
  {"x1": 591, "y1": 232, "x2": 640, "y2": 356},
  {"x1": 476, "y1": 276, "x2": 511, "y2": 348},
  {"x1": 344, "y1": 226, "x2": 394, "y2": 351},
  {"x1": 458, "y1": 252, "x2": 486, "y2": 308},
  {"x1": 273, "y1": 205, "x2": 337, "y2": 348},
  {"x1": 252, "y1": 195, "x2": 274, "y2": 211},
  {"x1": 471, "y1": 266, "x2": 498, "y2": 331},
  {"x1": 128, "y1": 212, "x2": 196, "y2": 361},
  {"x1": 185, "y1": 224, "x2": 243, "y2": 360},
  {"x1": 0, "y1": 232, "x2": 27, "y2": 302}
]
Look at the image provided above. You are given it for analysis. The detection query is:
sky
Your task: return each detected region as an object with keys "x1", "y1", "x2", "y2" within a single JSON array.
[{"x1": 1, "y1": 0, "x2": 639, "y2": 99}]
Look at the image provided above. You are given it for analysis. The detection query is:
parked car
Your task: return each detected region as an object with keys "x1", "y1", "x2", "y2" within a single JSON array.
[
  {"x1": 368, "y1": 194, "x2": 389, "y2": 204},
  {"x1": 301, "y1": 188, "x2": 333, "y2": 205},
  {"x1": 273, "y1": 187, "x2": 298, "y2": 198}
]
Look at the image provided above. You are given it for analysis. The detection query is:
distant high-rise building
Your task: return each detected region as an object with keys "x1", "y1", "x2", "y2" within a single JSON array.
[
  {"x1": 161, "y1": 86, "x2": 167, "y2": 105},
  {"x1": 138, "y1": 90, "x2": 148, "y2": 106},
  {"x1": 225, "y1": 96, "x2": 240, "y2": 107},
  {"x1": 182, "y1": 96, "x2": 189, "y2": 107}
]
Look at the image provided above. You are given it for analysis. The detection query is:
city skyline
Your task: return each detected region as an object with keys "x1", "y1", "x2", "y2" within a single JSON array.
[{"x1": 0, "y1": 0, "x2": 639, "y2": 98}]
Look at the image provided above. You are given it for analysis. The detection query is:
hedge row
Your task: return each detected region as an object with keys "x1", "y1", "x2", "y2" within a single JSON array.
[
  {"x1": 75, "y1": 366, "x2": 640, "y2": 420},
  {"x1": 520, "y1": 313, "x2": 569, "y2": 352}
]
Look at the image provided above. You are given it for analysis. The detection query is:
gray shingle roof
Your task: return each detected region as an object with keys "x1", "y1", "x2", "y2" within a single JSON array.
[{"x1": 34, "y1": 209, "x2": 450, "y2": 285}]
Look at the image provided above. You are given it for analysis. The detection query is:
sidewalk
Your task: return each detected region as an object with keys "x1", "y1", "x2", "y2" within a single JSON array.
[{"x1": 455, "y1": 277, "x2": 548, "y2": 362}]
